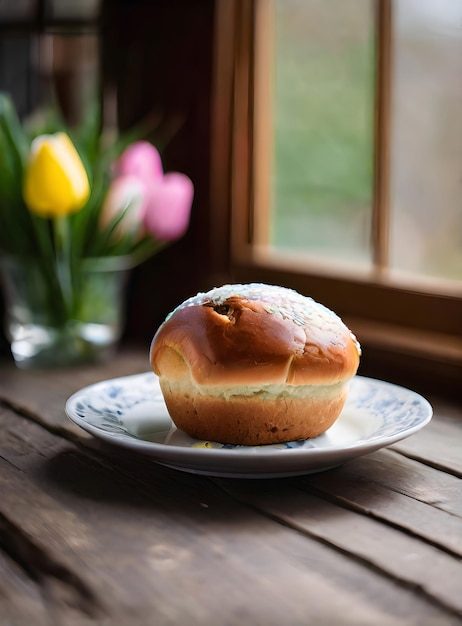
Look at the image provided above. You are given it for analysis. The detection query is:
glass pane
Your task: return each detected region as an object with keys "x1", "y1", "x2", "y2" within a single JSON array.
[
  {"x1": 38, "y1": 34, "x2": 100, "y2": 124},
  {"x1": 46, "y1": 0, "x2": 101, "y2": 21},
  {"x1": 269, "y1": 0, "x2": 376, "y2": 265},
  {"x1": 0, "y1": 36, "x2": 39, "y2": 117},
  {"x1": 0, "y1": 0, "x2": 36, "y2": 20},
  {"x1": 389, "y1": 0, "x2": 462, "y2": 282},
  {"x1": 0, "y1": 33, "x2": 99, "y2": 122}
]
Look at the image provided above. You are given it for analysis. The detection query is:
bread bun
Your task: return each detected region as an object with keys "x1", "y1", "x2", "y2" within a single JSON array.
[{"x1": 150, "y1": 283, "x2": 361, "y2": 445}]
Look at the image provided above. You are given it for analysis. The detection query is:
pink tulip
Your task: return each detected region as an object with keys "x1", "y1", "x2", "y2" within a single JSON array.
[
  {"x1": 100, "y1": 175, "x2": 145, "y2": 239},
  {"x1": 143, "y1": 173, "x2": 194, "y2": 241},
  {"x1": 114, "y1": 141, "x2": 163, "y2": 183}
]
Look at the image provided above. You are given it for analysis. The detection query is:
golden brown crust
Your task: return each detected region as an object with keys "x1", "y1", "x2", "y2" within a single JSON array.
[
  {"x1": 150, "y1": 284, "x2": 361, "y2": 445},
  {"x1": 150, "y1": 284, "x2": 360, "y2": 387}
]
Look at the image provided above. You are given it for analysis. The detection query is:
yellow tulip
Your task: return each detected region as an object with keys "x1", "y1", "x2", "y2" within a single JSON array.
[{"x1": 23, "y1": 132, "x2": 90, "y2": 218}]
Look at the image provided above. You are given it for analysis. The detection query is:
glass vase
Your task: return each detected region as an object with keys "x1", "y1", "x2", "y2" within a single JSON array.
[{"x1": 0, "y1": 255, "x2": 131, "y2": 369}]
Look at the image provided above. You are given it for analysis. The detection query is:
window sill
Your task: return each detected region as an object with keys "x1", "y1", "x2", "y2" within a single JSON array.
[{"x1": 350, "y1": 318, "x2": 461, "y2": 403}]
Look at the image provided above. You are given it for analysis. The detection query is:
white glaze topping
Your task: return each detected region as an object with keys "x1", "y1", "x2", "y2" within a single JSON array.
[
  {"x1": 166, "y1": 283, "x2": 361, "y2": 355},
  {"x1": 175, "y1": 283, "x2": 329, "y2": 321}
]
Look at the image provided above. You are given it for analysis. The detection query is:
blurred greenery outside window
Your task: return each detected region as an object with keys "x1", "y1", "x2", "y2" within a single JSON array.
[
  {"x1": 253, "y1": 0, "x2": 462, "y2": 288},
  {"x1": 270, "y1": 0, "x2": 375, "y2": 268}
]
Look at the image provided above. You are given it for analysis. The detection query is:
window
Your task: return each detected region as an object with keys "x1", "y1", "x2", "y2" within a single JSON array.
[
  {"x1": 258, "y1": 0, "x2": 376, "y2": 268},
  {"x1": 211, "y1": 0, "x2": 462, "y2": 392},
  {"x1": 389, "y1": 0, "x2": 462, "y2": 284},
  {"x1": 0, "y1": 0, "x2": 102, "y2": 124}
]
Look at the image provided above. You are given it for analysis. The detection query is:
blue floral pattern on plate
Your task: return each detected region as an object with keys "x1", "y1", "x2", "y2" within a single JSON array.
[{"x1": 66, "y1": 373, "x2": 433, "y2": 478}]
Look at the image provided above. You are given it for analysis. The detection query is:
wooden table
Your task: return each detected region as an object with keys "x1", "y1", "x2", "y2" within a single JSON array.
[{"x1": 1, "y1": 347, "x2": 461, "y2": 625}]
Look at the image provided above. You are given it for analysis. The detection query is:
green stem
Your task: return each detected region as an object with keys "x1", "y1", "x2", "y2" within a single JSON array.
[
  {"x1": 53, "y1": 216, "x2": 74, "y2": 319},
  {"x1": 28, "y1": 214, "x2": 69, "y2": 327}
]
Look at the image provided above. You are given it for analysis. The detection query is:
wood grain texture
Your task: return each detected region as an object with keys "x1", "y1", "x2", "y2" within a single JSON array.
[
  {"x1": 390, "y1": 409, "x2": 462, "y2": 477},
  {"x1": 216, "y1": 477, "x2": 462, "y2": 616},
  {"x1": 0, "y1": 347, "x2": 149, "y2": 435},
  {"x1": 301, "y1": 454, "x2": 462, "y2": 556},
  {"x1": 0, "y1": 350, "x2": 461, "y2": 624},
  {"x1": 3, "y1": 407, "x2": 453, "y2": 625}
]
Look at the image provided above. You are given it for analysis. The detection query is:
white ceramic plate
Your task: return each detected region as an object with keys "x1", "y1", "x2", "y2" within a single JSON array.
[{"x1": 65, "y1": 373, "x2": 433, "y2": 478}]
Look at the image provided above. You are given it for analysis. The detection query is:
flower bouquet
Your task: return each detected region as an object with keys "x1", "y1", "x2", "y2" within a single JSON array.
[{"x1": 0, "y1": 93, "x2": 193, "y2": 368}]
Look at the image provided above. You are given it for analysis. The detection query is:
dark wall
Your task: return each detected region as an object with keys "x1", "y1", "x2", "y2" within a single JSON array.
[
  {"x1": 102, "y1": 0, "x2": 217, "y2": 344},
  {"x1": 0, "y1": 34, "x2": 38, "y2": 357},
  {"x1": 0, "y1": 1, "x2": 219, "y2": 357}
]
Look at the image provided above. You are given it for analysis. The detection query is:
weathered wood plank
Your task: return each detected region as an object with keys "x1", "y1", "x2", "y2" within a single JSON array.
[
  {"x1": 0, "y1": 549, "x2": 53, "y2": 626},
  {"x1": 391, "y1": 417, "x2": 462, "y2": 477},
  {"x1": 297, "y1": 465, "x2": 462, "y2": 557},
  {"x1": 1, "y1": 407, "x2": 459, "y2": 625},
  {"x1": 217, "y1": 478, "x2": 462, "y2": 617},
  {"x1": 0, "y1": 510, "x2": 103, "y2": 626},
  {"x1": 0, "y1": 353, "x2": 462, "y2": 624},
  {"x1": 0, "y1": 347, "x2": 149, "y2": 435},
  {"x1": 334, "y1": 449, "x2": 462, "y2": 518}
]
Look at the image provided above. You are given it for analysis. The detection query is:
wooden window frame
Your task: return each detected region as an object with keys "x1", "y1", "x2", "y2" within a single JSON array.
[{"x1": 210, "y1": 0, "x2": 462, "y2": 397}]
